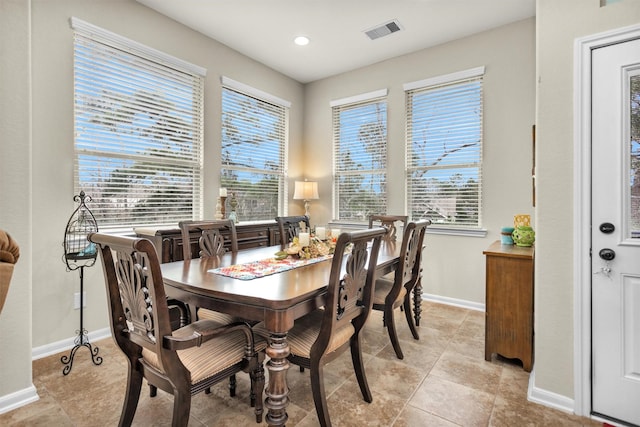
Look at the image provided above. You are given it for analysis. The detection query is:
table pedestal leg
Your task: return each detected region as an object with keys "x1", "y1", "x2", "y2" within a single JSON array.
[
  {"x1": 265, "y1": 333, "x2": 290, "y2": 427},
  {"x1": 413, "y1": 276, "x2": 423, "y2": 326}
]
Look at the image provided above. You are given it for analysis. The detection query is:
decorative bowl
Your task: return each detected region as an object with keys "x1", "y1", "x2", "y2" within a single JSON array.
[{"x1": 511, "y1": 226, "x2": 535, "y2": 247}]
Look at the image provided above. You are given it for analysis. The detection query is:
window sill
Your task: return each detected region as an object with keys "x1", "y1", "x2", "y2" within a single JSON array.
[
  {"x1": 328, "y1": 221, "x2": 487, "y2": 238},
  {"x1": 426, "y1": 227, "x2": 487, "y2": 238}
]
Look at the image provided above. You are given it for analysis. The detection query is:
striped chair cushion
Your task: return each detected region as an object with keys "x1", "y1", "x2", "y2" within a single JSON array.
[
  {"x1": 197, "y1": 308, "x2": 238, "y2": 324},
  {"x1": 373, "y1": 276, "x2": 406, "y2": 306},
  {"x1": 254, "y1": 309, "x2": 355, "y2": 358},
  {"x1": 142, "y1": 323, "x2": 266, "y2": 384}
]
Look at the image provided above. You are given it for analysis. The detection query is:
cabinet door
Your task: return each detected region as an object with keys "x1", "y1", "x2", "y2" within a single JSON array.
[{"x1": 485, "y1": 250, "x2": 533, "y2": 371}]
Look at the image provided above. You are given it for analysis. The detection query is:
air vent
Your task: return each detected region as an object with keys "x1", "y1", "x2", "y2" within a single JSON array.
[{"x1": 364, "y1": 20, "x2": 402, "y2": 40}]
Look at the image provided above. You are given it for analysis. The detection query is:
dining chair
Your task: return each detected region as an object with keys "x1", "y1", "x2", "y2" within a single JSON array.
[
  {"x1": 372, "y1": 219, "x2": 430, "y2": 359},
  {"x1": 178, "y1": 220, "x2": 239, "y2": 325},
  {"x1": 275, "y1": 215, "x2": 310, "y2": 249},
  {"x1": 88, "y1": 233, "x2": 266, "y2": 426},
  {"x1": 178, "y1": 220, "x2": 251, "y2": 396},
  {"x1": 368, "y1": 214, "x2": 408, "y2": 241},
  {"x1": 254, "y1": 227, "x2": 387, "y2": 427}
]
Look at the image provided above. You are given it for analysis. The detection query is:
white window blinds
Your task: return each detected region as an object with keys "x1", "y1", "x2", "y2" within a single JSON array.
[
  {"x1": 405, "y1": 68, "x2": 484, "y2": 228},
  {"x1": 221, "y1": 81, "x2": 288, "y2": 221},
  {"x1": 72, "y1": 18, "x2": 205, "y2": 229},
  {"x1": 332, "y1": 91, "x2": 387, "y2": 221}
]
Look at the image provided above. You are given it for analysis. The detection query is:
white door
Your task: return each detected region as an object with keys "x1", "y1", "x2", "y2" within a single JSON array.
[{"x1": 592, "y1": 37, "x2": 640, "y2": 426}]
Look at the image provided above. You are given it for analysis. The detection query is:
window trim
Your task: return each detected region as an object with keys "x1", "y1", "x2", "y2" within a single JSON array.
[
  {"x1": 221, "y1": 76, "x2": 292, "y2": 108},
  {"x1": 403, "y1": 66, "x2": 484, "y2": 92},
  {"x1": 70, "y1": 17, "x2": 207, "y2": 76}
]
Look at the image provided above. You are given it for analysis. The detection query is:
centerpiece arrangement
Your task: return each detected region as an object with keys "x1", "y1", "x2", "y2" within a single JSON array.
[
  {"x1": 211, "y1": 226, "x2": 341, "y2": 281},
  {"x1": 275, "y1": 234, "x2": 337, "y2": 260}
]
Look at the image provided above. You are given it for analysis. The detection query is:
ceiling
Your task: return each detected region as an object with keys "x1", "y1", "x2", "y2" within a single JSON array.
[{"x1": 136, "y1": 0, "x2": 536, "y2": 84}]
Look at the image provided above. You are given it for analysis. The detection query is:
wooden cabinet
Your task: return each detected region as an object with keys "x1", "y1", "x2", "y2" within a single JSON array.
[
  {"x1": 135, "y1": 221, "x2": 280, "y2": 263},
  {"x1": 483, "y1": 240, "x2": 534, "y2": 372}
]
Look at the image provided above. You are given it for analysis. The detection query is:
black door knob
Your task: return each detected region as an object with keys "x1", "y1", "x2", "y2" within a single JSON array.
[
  {"x1": 599, "y1": 222, "x2": 615, "y2": 234},
  {"x1": 599, "y1": 248, "x2": 616, "y2": 261}
]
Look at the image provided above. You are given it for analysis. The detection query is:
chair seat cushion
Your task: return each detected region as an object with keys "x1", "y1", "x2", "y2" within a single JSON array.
[
  {"x1": 142, "y1": 321, "x2": 264, "y2": 384},
  {"x1": 253, "y1": 309, "x2": 355, "y2": 358},
  {"x1": 373, "y1": 276, "x2": 406, "y2": 306},
  {"x1": 197, "y1": 308, "x2": 238, "y2": 324}
]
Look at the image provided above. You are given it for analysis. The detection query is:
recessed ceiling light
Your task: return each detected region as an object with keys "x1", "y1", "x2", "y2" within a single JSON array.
[{"x1": 294, "y1": 36, "x2": 310, "y2": 46}]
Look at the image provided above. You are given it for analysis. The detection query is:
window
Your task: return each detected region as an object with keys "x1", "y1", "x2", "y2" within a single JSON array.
[
  {"x1": 630, "y1": 74, "x2": 640, "y2": 237},
  {"x1": 220, "y1": 77, "x2": 289, "y2": 222},
  {"x1": 405, "y1": 67, "x2": 484, "y2": 229},
  {"x1": 72, "y1": 18, "x2": 205, "y2": 229},
  {"x1": 332, "y1": 90, "x2": 388, "y2": 221}
]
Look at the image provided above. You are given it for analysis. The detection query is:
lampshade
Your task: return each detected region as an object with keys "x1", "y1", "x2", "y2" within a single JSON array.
[{"x1": 293, "y1": 181, "x2": 319, "y2": 200}]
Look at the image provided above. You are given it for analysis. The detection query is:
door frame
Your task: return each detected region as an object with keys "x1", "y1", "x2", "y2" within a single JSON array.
[{"x1": 574, "y1": 23, "x2": 640, "y2": 418}]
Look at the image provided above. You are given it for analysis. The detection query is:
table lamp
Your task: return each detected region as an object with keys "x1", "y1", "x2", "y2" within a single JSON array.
[{"x1": 293, "y1": 180, "x2": 319, "y2": 217}]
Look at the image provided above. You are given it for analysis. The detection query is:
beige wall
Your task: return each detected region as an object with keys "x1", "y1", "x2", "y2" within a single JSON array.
[
  {"x1": 0, "y1": 0, "x2": 34, "y2": 399},
  {"x1": 304, "y1": 18, "x2": 536, "y2": 304},
  {"x1": 535, "y1": 0, "x2": 640, "y2": 403}
]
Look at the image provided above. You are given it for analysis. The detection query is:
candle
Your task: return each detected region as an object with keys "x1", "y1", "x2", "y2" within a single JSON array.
[
  {"x1": 299, "y1": 232, "x2": 310, "y2": 247},
  {"x1": 331, "y1": 228, "x2": 341, "y2": 239},
  {"x1": 219, "y1": 188, "x2": 227, "y2": 197},
  {"x1": 315, "y1": 227, "x2": 326, "y2": 240}
]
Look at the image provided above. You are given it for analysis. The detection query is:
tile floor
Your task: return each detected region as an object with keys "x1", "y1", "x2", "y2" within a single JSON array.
[{"x1": 0, "y1": 301, "x2": 601, "y2": 426}]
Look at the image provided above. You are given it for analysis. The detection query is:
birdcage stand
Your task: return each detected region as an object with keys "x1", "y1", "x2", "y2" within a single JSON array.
[
  {"x1": 61, "y1": 264, "x2": 102, "y2": 375},
  {"x1": 61, "y1": 191, "x2": 103, "y2": 375}
]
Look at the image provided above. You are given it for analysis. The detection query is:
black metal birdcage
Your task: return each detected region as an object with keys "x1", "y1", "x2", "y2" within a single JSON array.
[{"x1": 63, "y1": 191, "x2": 98, "y2": 270}]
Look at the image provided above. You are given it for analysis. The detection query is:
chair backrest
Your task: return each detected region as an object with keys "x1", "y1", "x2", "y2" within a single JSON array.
[
  {"x1": 385, "y1": 219, "x2": 431, "y2": 304},
  {"x1": 312, "y1": 227, "x2": 387, "y2": 357},
  {"x1": 179, "y1": 220, "x2": 238, "y2": 260},
  {"x1": 88, "y1": 233, "x2": 185, "y2": 378},
  {"x1": 275, "y1": 215, "x2": 310, "y2": 248},
  {"x1": 368, "y1": 215, "x2": 409, "y2": 241}
]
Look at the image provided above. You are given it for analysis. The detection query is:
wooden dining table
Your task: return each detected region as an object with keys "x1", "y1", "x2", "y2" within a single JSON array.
[{"x1": 161, "y1": 241, "x2": 401, "y2": 427}]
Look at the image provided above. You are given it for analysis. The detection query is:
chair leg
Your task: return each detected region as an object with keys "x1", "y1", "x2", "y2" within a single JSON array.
[
  {"x1": 229, "y1": 374, "x2": 237, "y2": 397},
  {"x1": 404, "y1": 297, "x2": 420, "y2": 340},
  {"x1": 171, "y1": 390, "x2": 191, "y2": 427},
  {"x1": 309, "y1": 361, "x2": 331, "y2": 427},
  {"x1": 386, "y1": 308, "x2": 404, "y2": 359},
  {"x1": 250, "y1": 361, "x2": 265, "y2": 423},
  {"x1": 350, "y1": 334, "x2": 372, "y2": 403},
  {"x1": 413, "y1": 277, "x2": 423, "y2": 326},
  {"x1": 120, "y1": 368, "x2": 143, "y2": 427}
]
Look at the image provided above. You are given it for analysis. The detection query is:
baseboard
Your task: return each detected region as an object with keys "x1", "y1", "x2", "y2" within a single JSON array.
[
  {"x1": 0, "y1": 384, "x2": 39, "y2": 415},
  {"x1": 527, "y1": 367, "x2": 576, "y2": 414},
  {"x1": 422, "y1": 292, "x2": 485, "y2": 312},
  {"x1": 31, "y1": 327, "x2": 112, "y2": 360}
]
